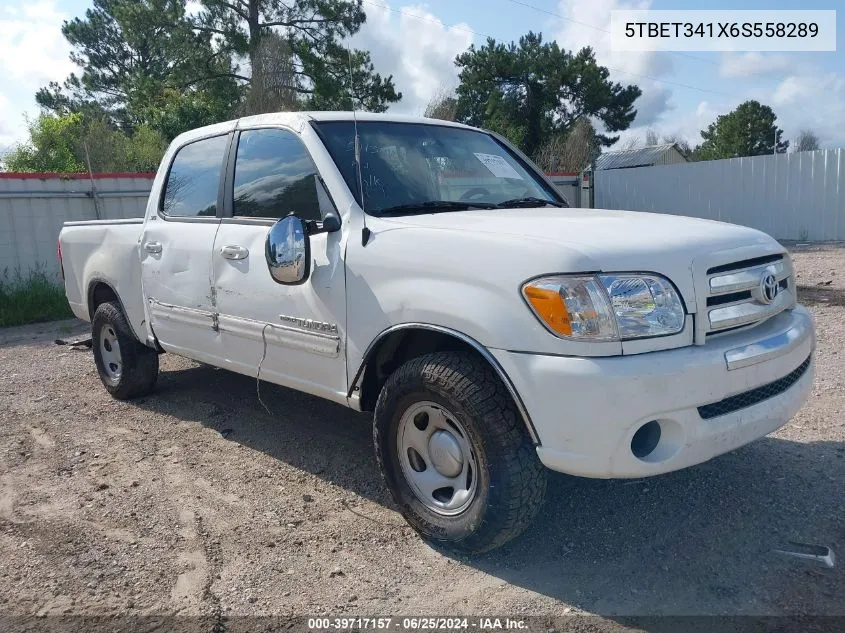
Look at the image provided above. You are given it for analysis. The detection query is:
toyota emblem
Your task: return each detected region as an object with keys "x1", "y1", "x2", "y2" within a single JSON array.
[{"x1": 760, "y1": 273, "x2": 779, "y2": 304}]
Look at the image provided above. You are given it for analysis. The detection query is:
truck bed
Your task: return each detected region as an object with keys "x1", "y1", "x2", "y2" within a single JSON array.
[{"x1": 59, "y1": 219, "x2": 147, "y2": 342}]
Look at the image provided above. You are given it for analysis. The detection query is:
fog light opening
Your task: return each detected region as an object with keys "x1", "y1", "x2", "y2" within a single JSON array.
[{"x1": 631, "y1": 420, "x2": 661, "y2": 459}]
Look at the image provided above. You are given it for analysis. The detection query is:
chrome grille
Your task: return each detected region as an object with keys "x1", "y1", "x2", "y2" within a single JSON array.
[{"x1": 705, "y1": 255, "x2": 794, "y2": 334}]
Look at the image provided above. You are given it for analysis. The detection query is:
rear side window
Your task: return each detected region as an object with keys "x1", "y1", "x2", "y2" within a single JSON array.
[
  {"x1": 233, "y1": 128, "x2": 322, "y2": 221},
  {"x1": 161, "y1": 135, "x2": 228, "y2": 217}
]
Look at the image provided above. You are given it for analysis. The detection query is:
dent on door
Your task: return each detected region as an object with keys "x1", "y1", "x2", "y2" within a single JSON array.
[
  {"x1": 141, "y1": 132, "x2": 229, "y2": 352},
  {"x1": 208, "y1": 127, "x2": 348, "y2": 399},
  {"x1": 212, "y1": 223, "x2": 345, "y2": 380},
  {"x1": 214, "y1": 237, "x2": 341, "y2": 359},
  {"x1": 141, "y1": 221, "x2": 222, "y2": 348}
]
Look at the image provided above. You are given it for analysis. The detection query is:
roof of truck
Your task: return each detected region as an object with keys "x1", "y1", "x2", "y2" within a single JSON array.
[
  {"x1": 300, "y1": 111, "x2": 470, "y2": 126},
  {"x1": 171, "y1": 111, "x2": 473, "y2": 147}
]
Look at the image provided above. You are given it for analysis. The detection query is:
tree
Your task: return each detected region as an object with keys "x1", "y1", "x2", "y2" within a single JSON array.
[
  {"x1": 3, "y1": 114, "x2": 86, "y2": 173},
  {"x1": 696, "y1": 100, "x2": 788, "y2": 160},
  {"x1": 235, "y1": 31, "x2": 300, "y2": 116},
  {"x1": 619, "y1": 136, "x2": 641, "y2": 151},
  {"x1": 77, "y1": 119, "x2": 168, "y2": 172},
  {"x1": 36, "y1": 0, "x2": 240, "y2": 138},
  {"x1": 424, "y1": 87, "x2": 458, "y2": 122},
  {"x1": 454, "y1": 32, "x2": 641, "y2": 157},
  {"x1": 192, "y1": 0, "x2": 401, "y2": 111},
  {"x1": 137, "y1": 89, "x2": 240, "y2": 142},
  {"x1": 2, "y1": 113, "x2": 167, "y2": 173},
  {"x1": 533, "y1": 118, "x2": 601, "y2": 173},
  {"x1": 123, "y1": 126, "x2": 169, "y2": 171},
  {"x1": 661, "y1": 134, "x2": 696, "y2": 161},
  {"x1": 793, "y1": 129, "x2": 821, "y2": 153}
]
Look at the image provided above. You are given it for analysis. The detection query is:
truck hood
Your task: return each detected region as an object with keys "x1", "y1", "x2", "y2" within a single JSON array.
[{"x1": 373, "y1": 207, "x2": 784, "y2": 311}]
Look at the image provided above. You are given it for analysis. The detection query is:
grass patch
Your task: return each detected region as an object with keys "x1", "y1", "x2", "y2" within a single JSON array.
[{"x1": 0, "y1": 269, "x2": 73, "y2": 328}]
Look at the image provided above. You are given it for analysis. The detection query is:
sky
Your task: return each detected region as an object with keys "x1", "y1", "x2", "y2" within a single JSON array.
[{"x1": 0, "y1": 0, "x2": 843, "y2": 155}]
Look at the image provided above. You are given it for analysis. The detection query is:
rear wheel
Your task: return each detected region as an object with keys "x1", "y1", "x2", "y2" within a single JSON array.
[
  {"x1": 374, "y1": 352, "x2": 546, "y2": 553},
  {"x1": 92, "y1": 301, "x2": 158, "y2": 400}
]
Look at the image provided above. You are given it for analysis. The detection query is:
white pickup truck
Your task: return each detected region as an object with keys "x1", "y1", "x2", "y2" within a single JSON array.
[{"x1": 59, "y1": 112, "x2": 815, "y2": 552}]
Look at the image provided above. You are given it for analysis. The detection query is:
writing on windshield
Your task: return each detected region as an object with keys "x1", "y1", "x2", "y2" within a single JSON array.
[{"x1": 313, "y1": 121, "x2": 565, "y2": 216}]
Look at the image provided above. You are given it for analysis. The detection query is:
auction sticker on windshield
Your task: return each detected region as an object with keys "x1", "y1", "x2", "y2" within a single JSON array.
[{"x1": 473, "y1": 153, "x2": 523, "y2": 179}]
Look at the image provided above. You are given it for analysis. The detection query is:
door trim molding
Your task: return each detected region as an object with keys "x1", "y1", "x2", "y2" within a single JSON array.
[
  {"x1": 217, "y1": 313, "x2": 341, "y2": 358},
  {"x1": 148, "y1": 299, "x2": 216, "y2": 328}
]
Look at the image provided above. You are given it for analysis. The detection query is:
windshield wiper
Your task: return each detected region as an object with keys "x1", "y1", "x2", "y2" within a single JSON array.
[
  {"x1": 377, "y1": 200, "x2": 498, "y2": 216},
  {"x1": 495, "y1": 196, "x2": 565, "y2": 208}
]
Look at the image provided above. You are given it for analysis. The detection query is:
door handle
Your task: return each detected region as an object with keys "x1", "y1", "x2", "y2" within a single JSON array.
[
  {"x1": 143, "y1": 241, "x2": 162, "y2": 254},
  {"x1": 221, "y1": 245, "x2": 249, "y2": 260}
]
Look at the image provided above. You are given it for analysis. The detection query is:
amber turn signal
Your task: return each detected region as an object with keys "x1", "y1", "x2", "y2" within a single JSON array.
[{"x1": 523, "y1": 286, "x2": 572, "y2": 336}]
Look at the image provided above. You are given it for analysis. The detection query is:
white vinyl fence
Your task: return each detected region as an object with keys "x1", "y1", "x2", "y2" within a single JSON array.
[
  {"x1": 595, "y1": 149, "x2": 845, "y2": 241},
  {"x1": 0, "y1": 173, "x2": 154, "y2": 282}
]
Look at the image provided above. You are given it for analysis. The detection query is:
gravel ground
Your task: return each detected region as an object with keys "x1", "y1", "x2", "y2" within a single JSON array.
[{"x1": 0, "y1": 245, "x2": 843, "y2": 630}]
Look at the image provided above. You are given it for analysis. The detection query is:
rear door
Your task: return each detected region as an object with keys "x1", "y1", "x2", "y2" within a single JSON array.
[
  {"x1": 140, "y1": 133, "x2": 230, "y2": 361},
  {"x1": 211, "y1": 127, "x2": 348, "y2": 403}
]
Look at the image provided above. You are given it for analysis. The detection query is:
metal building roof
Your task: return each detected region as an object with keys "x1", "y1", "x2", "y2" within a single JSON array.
[{"x1": 595, "y1": 143, "x2": 687, "y2": 170}]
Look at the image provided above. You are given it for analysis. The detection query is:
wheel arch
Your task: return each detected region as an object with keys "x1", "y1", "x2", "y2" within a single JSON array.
[
  {"x1": 87, "y1": 279, "x2": 144, "y2": 344},
  {"x1": 87, "y1": 279, "x2": 119, "y2": 316},
  {"x1": 349, "y1": 324, "x2": 540, "y2": 445}
]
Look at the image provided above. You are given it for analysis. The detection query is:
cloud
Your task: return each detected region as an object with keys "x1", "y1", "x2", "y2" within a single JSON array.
[
  {"x1": 719, "y1": 52, "x2": 795, "y2": 79},
  {"x1": 611, "y1": 99, "x2": 717, "y2": 149},
  {"x1": 0, "y1": 93, "x2": 20, "y2": 144},
  {"x1": 622, "y1": 64, "x2": 845, "y2": 150},
  {"x1": 719, "y1": 52, "x2": 796, "y2": 79},
  {"x1": 0, "y1": 85, "x2": 35, "y2": 155},
  {"x1": 0, "y1": 1, "x2": 74, "y2": 147},
  {"x1": 657, "y1": 71, "x2": 845, "y2": 149},
  {"x1": 554, "y1": 0, "x2": 669, "y2": 77},
  {"x1": 352, "y1": 2, "x2": 473, "y2": 115},
  {"x1": 630, "y1": 86, "x2": 673, "y2": 127},
  {"x1": 772, "y1": 73, "x2": 845, "y2": 108},
  {"x1": 0, "y1": 2, "x2": 73, "y2": 85},
  {"x1": 666, "y1": 100, "x2": 717, "y2": 144},
  {"x1": 552, "y1": 0, "x2": 675, "y2": 134},
  {"x1": 771, "y1": 73, "x2": 845, "y2": 147},
  {"x1": 185, "y1": 1, "x2": 203, "y2": 17}
]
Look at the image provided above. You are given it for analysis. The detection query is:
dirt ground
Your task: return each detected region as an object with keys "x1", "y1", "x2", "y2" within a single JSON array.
[{"x1": 1, "y1": 245, "x2": 843, "y2": 630}]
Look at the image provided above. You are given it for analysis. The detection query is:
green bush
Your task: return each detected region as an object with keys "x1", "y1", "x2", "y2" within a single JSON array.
[{"x1": 0, "y1": 269, "x2": 73, "y2": 328}]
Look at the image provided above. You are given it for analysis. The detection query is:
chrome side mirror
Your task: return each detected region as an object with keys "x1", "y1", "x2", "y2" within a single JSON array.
[{"x1": 265, "y1": 215, "x2": 310, "y2": 285}]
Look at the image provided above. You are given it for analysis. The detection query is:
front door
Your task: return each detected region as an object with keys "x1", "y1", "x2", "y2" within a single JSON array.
[
  {"x1": 211, "y1": 127, "x2": 348, "y2": 403},
  {"x1": 140, "y1": 133, "x2": 230, "y2": 362}
]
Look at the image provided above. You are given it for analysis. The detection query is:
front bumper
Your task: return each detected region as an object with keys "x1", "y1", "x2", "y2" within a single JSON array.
[{"x1": 491, "y1": 306, "x2": 815, "y2": 478}]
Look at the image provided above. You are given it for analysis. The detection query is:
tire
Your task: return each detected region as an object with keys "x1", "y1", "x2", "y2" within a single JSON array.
[
  {"x1": 374, "y1": 351, "x2": 546, "y2": 553},
  {"x1": 92, "y1": 301, "x2": 159, "y2": 400}
]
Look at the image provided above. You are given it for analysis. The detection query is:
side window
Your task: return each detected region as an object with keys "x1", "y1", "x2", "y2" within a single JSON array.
[
  {"x1": 233, "y1": 129, "x2": 323, "y2": 221},
  {"x1": 162, "y1": 135, "x2": 228, "y2": 217}
]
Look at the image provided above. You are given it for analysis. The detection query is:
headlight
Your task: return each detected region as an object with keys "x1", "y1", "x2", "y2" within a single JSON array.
[{"x1": 522, "y1": 273, "x2": 685, "y2": 341}]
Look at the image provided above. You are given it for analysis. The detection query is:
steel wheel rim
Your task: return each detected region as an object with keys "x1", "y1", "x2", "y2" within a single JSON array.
[
  {"x1": 99, "y1": 324, "x2": 122, "y2": 384},
  {"x1": 397, "y1": 401, "x2": 478, "y2": 516}
]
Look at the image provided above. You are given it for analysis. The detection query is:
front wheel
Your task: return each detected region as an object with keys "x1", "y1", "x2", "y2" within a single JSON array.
[
  {"x1": 92, "y1": 301, "x2": 159, "y2": 400},
  {"x1": 374, "y1": 352, "x2": 546, "y2": 553}
]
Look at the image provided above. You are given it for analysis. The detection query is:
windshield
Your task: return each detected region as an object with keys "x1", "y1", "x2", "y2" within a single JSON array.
[{"x1": 312, "y1": 121, "x2": 565, "y2": 216}]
